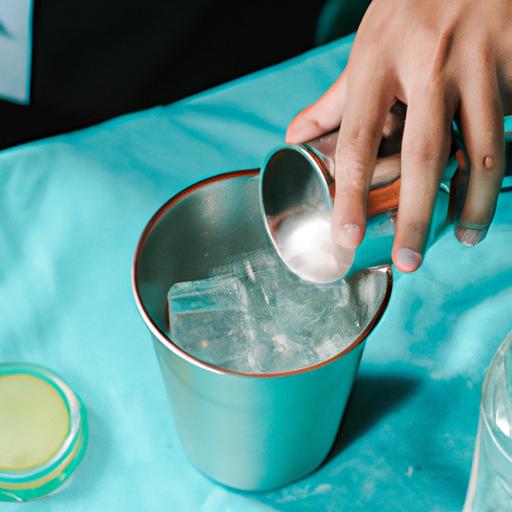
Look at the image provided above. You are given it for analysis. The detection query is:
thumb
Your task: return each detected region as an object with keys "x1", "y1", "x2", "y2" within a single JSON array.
[{"x1": 285, "y1": 70, "x2": 347, "y2": 144}]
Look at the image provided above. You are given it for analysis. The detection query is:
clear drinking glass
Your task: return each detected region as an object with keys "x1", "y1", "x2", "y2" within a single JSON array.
[{"x1": 463, "y1": 330, "x2": 512, "y2": 511}]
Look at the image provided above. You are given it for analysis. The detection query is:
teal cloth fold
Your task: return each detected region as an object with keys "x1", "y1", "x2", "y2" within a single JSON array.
[{"x1": 1, "y1": 33, "x2": 511, "y2": 511}]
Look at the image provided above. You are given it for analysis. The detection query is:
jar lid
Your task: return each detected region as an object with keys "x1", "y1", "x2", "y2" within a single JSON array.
[{"x1": 0, "y1": 363, "x2": 88, "y2": 502}]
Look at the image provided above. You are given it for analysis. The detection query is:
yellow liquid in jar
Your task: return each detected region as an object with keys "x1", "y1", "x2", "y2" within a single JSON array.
[{"x1": 0, "y1": 374, "x2": 69, "y2": 471}]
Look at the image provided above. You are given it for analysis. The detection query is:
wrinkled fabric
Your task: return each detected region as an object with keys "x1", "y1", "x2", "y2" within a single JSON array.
[{"x1": 1, "y1": 33, "x2": 511, "y2": 511}]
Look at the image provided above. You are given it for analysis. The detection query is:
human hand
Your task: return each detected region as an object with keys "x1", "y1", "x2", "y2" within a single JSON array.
[{"x1": 286, "y1": 0, "x2": 512, "y2": 272}]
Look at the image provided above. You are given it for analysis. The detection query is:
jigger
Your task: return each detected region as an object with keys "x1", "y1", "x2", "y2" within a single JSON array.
[
  {"x1": 259, "y1": 102, "x2": 414, "y2": 283},
  {"x1": 260, "y1": 108, "x2": 512, "y2": 284}
]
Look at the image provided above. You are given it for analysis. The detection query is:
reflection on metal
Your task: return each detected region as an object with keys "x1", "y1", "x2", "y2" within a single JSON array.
[{"x1": 260, "y1": 103, "x2": 405, "y2": 283}]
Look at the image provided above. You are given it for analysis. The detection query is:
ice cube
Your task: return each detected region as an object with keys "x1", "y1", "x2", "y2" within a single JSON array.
[
  {"x1": 168, "y1": 275, "x2": 253, "y2": 368},
  {"x1": 167, "y1": 250, "x2": 389, "y2": 374},
  {"x1": 210, "y1": 249, "x2": 282, "y2": 284},
  {"x1": 246, "y1": 333, "x2": 318, "y2": 373}
]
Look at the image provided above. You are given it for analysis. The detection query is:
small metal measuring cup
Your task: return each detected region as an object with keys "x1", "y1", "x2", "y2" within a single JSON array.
[{"x1": 259, "y1": 103, "x2": 407, "y2": 283}]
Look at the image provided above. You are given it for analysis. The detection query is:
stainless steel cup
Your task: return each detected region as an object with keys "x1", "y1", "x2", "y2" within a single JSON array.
[{"x1": 132, "y1": 170, "x2": 392, "y2": 491}]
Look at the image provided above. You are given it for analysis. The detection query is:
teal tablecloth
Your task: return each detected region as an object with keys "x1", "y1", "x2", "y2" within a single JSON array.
[{"x1": 1, "y1": 34, "x2": 511, "y2": 511}]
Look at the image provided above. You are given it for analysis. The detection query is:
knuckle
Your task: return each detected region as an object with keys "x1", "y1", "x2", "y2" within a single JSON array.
[
  {"x1": 341, "y1": 122, "x2": 382, "y2": 154},
  {"x1": 347, "y1": 172, "x2": 369, "y2": 193},
  {"x1": 423, "y1": 22, "x2": 456, "y2": 70},
  {"x1": 399, "y1": 219, "x2": 430, "y2": 242},
  {"x1": 463, "y1": 124, "x2": 503, "y2": 174},
  {"x1": 414, "y1": 30, "x2": 454, "y2": 90},
  {"x1": 434, "y1": 27, "x2": 455, "y2": 59},
  {"x1": 337, "y1": 128, "x2": 379, "y2": 176},
  {"x1": 473, "y1": 40, "x2": 494, "y2": 68},
  {"x1": 467, "y1": 139, "x2": 504, "y2": 174},
  {"x1": 408, "y1": 139, "x2": 441, "y2": 166},
  {"x1": 338, "y1": 148, "x2": 372, "y2": 180},
  {"x1": 470, "y1": 153, "x2": 503, "y2": 175},
  {"x1": 416, "y1": 69, "x2": 446, "y2": 102},
  {"x1": 302, "y1": 115, "x2": 328, "y2": 134},
  {"x1": 337, "y1": 170, "x2": 368, "y2": 197}
]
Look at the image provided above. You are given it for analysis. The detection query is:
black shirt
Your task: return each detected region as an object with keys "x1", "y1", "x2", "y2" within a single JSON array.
[{"x1": 1, "y1": 0, "x2": 326, "y2": 148}]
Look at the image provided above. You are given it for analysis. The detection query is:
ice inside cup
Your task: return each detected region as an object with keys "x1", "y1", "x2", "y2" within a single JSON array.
[{"x1": 167, "y1": 247, "x2": 389, "y2": 374}]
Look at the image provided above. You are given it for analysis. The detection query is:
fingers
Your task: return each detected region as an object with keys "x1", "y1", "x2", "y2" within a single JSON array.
[
  {"x1": 331, "y1": 70, "x2": 395, "y2": 248},
  {"x1": 392, "y1": 86, "x2": 452, "y2": 272},
  {"x1": 285, "y1": 70, "x2": 347, "y2": 144},
  {"x1": 456, "y1": 72, "x2": 504, "y2": 246}
]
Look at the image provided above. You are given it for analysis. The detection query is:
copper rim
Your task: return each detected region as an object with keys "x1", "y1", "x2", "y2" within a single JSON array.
[{"x1": 131, "y1": 170, "x2": 393, "y2": 379}]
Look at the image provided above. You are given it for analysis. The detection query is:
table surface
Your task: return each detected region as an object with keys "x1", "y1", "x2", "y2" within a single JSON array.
[{"x1": 1, "y1": 33, "x2": 511, "y2": 511}]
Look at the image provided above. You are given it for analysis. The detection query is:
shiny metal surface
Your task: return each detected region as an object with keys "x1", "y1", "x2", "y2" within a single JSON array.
[
  {"x1": 132, "y1": 171, "x2": 393, "y2": 490},
  {"x1": 260, "y1": 145, "x2": 351, "y2": 284},
  {"x1": 260, "y1": 104, "x2": 407, "y2": 284}
]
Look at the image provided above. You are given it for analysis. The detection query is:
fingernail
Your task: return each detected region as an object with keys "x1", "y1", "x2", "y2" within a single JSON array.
[
  {"x1": 455, "y1": 223, "x2": 488, "y2": 247},
  {"x1": 332, "y1": 223, "x2": 361, "y2": 248},
  {"x1": 395, "y1": 248, "x2": 422, "y2": 272}
]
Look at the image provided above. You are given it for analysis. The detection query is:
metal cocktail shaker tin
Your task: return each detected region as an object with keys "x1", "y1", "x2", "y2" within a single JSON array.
[{"x1": 132, "y1": 172, "x2": 393, "y2": 491}]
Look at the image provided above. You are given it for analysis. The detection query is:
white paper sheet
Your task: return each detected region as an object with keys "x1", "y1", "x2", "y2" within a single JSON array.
[{"x1": 0, "y1": 0, "x2": 33, "y2": 104}]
